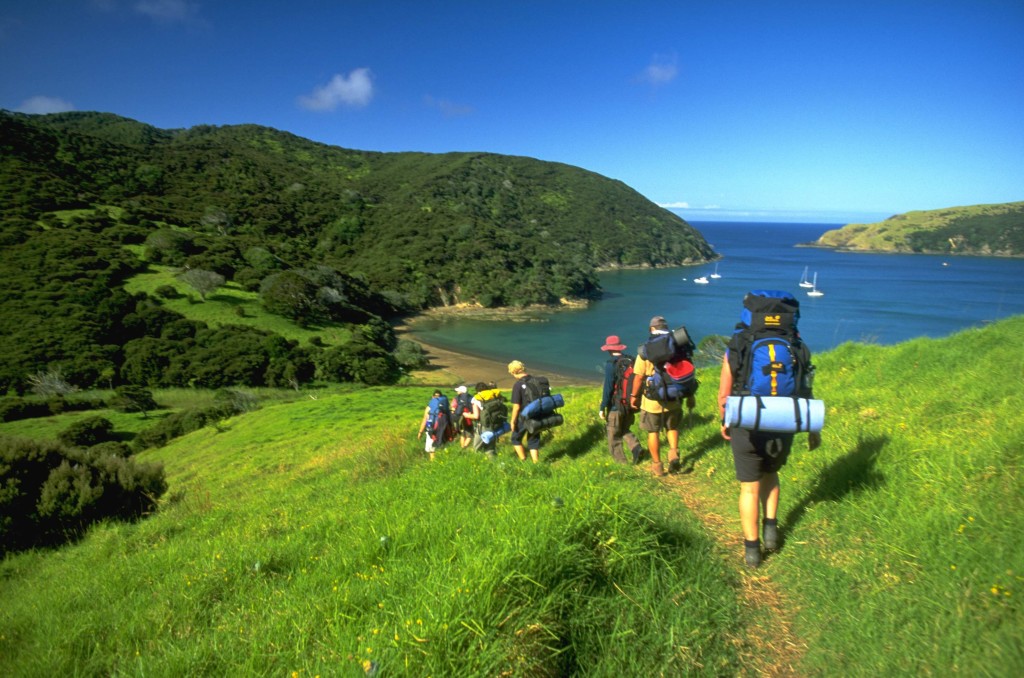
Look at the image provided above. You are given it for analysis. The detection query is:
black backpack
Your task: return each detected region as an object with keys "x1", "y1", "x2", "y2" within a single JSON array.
[
  {"x1": 521, "y1": 375, "x2": 551, "y2": 406},
  {"x1": 479, "y1": 395, "x2": 509, "y2": 432}
]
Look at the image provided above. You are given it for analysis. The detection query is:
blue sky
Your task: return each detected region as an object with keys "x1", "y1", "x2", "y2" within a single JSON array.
[{"x1": 2, "y1": 1, "x2": 1022, "y2": 224}]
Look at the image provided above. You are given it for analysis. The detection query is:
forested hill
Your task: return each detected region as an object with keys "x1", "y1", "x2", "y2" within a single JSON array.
[
  {"x1": 0, "y1": 110, "x2": 713, "y2": 393},
  {"x1": 1, "y1": 110, "x2": 713, "y2": 308},
  {"x1": 812, "y1": 201, "x2": 1024, "y2": 256}
]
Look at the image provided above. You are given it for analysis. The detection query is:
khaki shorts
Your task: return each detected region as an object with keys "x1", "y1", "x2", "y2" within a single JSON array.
[{"x1": 639, "y1": 408, "x2": 682, "y2": 433}]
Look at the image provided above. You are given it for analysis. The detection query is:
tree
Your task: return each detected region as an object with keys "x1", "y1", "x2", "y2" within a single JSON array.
[
  {"x1": 259, "y1": 271, "x2": 320, "y2": 326},
  {"x1": 111, "y1": 385, "x2": 158, "y2": 418},
  {"x1": 27, "y1": 368, "x2": 78, "y2": 397},
  {"x1": 178, "y1": 268, "x2": 225, "y2": 301}
]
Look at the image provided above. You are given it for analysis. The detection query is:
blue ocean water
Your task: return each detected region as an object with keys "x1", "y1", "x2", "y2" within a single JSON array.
[{"x1": 409, "y1": 222, "x2": 1024, "y2": 382}]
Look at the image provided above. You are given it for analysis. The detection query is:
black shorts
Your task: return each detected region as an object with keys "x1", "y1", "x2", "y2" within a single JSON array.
[
  {"x1": 729, "y1": 427, "x2": 794, "y2": 482},
  {"x1": 511, "y1": 427, "x2": 541, "y2": 450}
]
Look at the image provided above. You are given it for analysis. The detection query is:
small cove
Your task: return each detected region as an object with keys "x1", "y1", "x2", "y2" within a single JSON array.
[{"x1": 408, "y1": 221, "x2": 1024, "y2": 382}]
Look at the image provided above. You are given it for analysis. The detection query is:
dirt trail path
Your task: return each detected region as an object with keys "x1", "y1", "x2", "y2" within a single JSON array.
[{"x1": 663, "y1": 470, "x2": 807, "y2": 677}]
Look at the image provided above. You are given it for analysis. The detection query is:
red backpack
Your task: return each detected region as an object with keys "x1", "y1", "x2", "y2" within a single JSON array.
[{"x1": 612, "y1": 354, "x2": 636, "y2": 411}]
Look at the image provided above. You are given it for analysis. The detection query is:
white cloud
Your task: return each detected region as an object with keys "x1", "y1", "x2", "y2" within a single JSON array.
[
  {"x1": 16, "y1": 96, "x2": 75, "y2": 114},
  {"x1": 134, "y1": 0, "x2": 199, "y2": 23},
  {"x1": 298, "y1": 68, "x2": 374, "y2": 112},
  {"x1": 423, "y1": 95, "x2": 474, "y2": 118},
  {"x1": 638, "y1": 53, "x2": 679, "y2": 86},
  {"x1": 656, "y1": 201, "x2": 690, "y2": 209}
]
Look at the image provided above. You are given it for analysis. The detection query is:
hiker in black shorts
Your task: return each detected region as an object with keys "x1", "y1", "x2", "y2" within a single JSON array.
[
  {"x1": 508, "y1": 360, "x2": 541, "y2": 463},
  {"x1": 718, "y1": 292, "x2": 822, "y2": 568}
]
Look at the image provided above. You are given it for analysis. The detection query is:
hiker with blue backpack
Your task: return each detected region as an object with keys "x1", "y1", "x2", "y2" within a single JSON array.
[
  {"x1": 629, "y1": 316, "x2": 699, "y2": 476},
  {"x1": 718, "y1": 291, "x2": 823, "y2": 569},
  {"x1": 599, "y1": 335, "x2": 645, "y2": 465},
  {"x1": 417, "y1": 389, "x2": 454, "y2": 461}
]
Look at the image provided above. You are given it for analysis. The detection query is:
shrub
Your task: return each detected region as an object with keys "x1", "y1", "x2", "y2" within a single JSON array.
[
  {"x1": 132, "y1": 404, "x2": 234, "y2": 451},
  {"x1": 393, "y1": 339, "x2": 429, "y2": 370},
  {"x1": 0, "y1": 397, "x2": 51, "y2": 422},
  {"x1": 57, "y1": 416, "x2": 115, "y2": 447},
  {"x1": 213, "y1": 388, "x2": 260, "y2": 414},
  {"x1": 154, "y1": 284, "x2": 179, "y2": 299},
  {"x1": 0, "y1": 436, "x2": 166, "y2": 554},
  {"x1": 111, "y1": 385, "x2": 158, "y2": 415}
]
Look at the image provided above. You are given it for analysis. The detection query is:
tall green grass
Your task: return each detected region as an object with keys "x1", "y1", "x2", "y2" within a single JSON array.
[
  {"x1": 3, "y1": 318, "x2": 1022, "y2": 675},
  {"x1": 1, "y1": 387, "x2": 745, "y2": 676},
  {"x1": 674, "y1": 316, "x2": 1024, "y2": 676}
]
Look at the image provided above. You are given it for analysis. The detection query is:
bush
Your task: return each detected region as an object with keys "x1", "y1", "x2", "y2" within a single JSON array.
[
  {"x1": 0, "y1": 397, "x2": 50, "y2": 422},
  {"x1": 133, "y1": 404, "x2": 234, "y2": 451},
  {"x1": 393, "y1": 339, "x2": 429, "y2": 370},
  {"x1": 213, "y1": 388, "x2": 260, "y2": 414},
  {"x1": 57, "y1": 416, "x2": 115, "y2": 447},
  {"x1": 0, "y1": 436, "x2": 166, "y2": 554},
  {"x1": 154, "y1": 284, "x2": 179, "y2": 299},
  {"x1": 111, "y1": 385, "x2": 158, "y2": 415}
]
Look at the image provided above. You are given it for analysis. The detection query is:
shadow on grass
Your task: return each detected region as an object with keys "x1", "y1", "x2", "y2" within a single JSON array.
[
  {"x1": 677, "y1": 432, "x2": 729, "y2": 474},
  {"x1": 784, "y1": 434, "x2": 888, "y2": 535},
  {"x1": 545, "y1": 422, "x2": 604, "y2": 463}
]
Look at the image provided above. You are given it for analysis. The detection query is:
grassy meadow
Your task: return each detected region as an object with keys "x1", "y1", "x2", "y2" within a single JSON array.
[{"x1": 2, "y1": 316, "x2": 1023, "y2": 676}]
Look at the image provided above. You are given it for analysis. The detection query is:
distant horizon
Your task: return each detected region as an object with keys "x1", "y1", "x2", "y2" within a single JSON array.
[{"x1": 667, "y1": 207, "x2": 893, "y2": 226}]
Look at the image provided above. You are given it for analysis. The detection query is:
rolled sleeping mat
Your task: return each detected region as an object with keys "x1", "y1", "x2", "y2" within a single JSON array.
[
  {"x1": 480, "y1": 422, "x2": 512, "y2": 445},
  {"x1": 524, "y1": 413, "x2": 564, "y2": 435},
  {"x1": 725, "y1": 396, "x2": 825, "y2": 433},
  {"x1": 520, "y1": 393, "x2": 565, "y2": 420}
]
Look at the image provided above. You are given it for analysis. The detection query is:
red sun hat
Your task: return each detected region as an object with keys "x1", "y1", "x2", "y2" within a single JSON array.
[{"x1": 601, "y1": 335, "x2": 626, "y2": 352}]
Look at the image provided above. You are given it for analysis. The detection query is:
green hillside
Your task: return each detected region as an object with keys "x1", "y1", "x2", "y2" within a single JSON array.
[
  {"x1": 2, "y1": 316, "x2": 1021, "y2": 675},
  {"x1": 0, "y1": 109, "x2": 714, "y2": 393},
  {"x1": 813, "y1": 201, "x2": 1024, "y2": 255}
]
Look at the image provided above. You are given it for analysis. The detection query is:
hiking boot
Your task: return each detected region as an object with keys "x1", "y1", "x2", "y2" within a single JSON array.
[
  {"x1": 763, "y1": 521, "x2": 779, "y2": 551},
  {"x1": 631, "y1": 444, "x2": 644, "y2": 465},
  {"x1": 667, "y1": 457, "x2": 681, "y2": 474},
  {"x1": 744, "y1": 541, "x2": 762, "y2": 569},
  {"x1": 650, "y1": 461, "x2": 665, "y2": 477}
]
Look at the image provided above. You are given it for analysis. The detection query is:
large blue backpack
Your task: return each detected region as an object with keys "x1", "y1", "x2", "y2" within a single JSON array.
[
  {"x1": 427, "y1": 395, "x2": 454, "y2": 444},
  {"x1": 727, "y1": 291, "x2": 811, "y2": 397}
]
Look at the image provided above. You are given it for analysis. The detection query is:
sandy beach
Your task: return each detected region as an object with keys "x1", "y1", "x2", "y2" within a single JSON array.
[{"x1": 398, "y1": 327, "x2": 600, "y2": 389}]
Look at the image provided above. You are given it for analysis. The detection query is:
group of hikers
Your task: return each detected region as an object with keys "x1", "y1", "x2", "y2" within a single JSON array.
[
  {"x1": 417, "y1": 359, "x2": 559, "y2": 464},
  {"x1": 416, "y1": 290, "x2": 823, "y2": 568}
]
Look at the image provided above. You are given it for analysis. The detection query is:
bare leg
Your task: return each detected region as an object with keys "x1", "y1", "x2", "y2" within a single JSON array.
[
  {"x1": 647, "y1": 431, "x2": 661, "y2": 464},
  {"x1": 739, "y1": 480, "x2": 761, "y2": 542},
  {"x1": 761, "y1": 472, "x2": 780, "y2": 519}
]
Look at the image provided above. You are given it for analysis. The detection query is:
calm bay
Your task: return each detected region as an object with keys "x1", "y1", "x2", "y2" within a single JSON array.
[{"x1": 408, "y1": 221, "x2": 1024, "y2": 382}]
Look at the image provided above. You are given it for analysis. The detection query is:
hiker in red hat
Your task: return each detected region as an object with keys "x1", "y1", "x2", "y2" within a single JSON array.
[{"x1": 599, "y1": 335, "x2": 644, "y2": 464}]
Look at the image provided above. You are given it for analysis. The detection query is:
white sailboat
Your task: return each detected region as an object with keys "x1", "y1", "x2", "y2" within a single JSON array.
[
  {"x1": 799, "y1": 266, "x2": 814, "y2": 288},
  {"x1": 710, "y1": 262, "x2": 722, "y2": 279},
  {"x1": 807, "y1": 272, "x2": 824, "y2": 297}
]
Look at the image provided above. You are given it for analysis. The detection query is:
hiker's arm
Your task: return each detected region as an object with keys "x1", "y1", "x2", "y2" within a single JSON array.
[
  {"x1": 417, "y1": 407, "x2": 428, "y2": 438},
  {"x1": 718, "y1": 355, "x2": 732, "y2": 440},
  {"x1": 629, "y1": 357, "x2": 644, "y2": 409}
]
